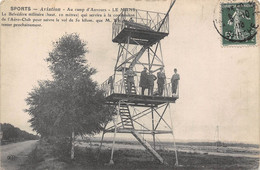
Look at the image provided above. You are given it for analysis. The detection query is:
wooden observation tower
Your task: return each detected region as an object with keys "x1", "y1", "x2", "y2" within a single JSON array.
[{"x1": 100, "y1": 0, "x2": 178, "y2": 165}]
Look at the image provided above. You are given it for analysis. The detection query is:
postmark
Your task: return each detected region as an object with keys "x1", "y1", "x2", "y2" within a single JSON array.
[{"x1": 213, "y1": 1, "x2": 258, "y2": 46}]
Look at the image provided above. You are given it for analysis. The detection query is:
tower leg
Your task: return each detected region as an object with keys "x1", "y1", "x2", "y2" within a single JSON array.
[
  {"x1": 97, "y1": 123, "x2": 107, "y2": 160},
  {"x1": 108, "y1": 101, "x2": 121, "y2": 165},
  {"x1": 151, "y1": 107, "x2": 156, "y2": 149},
  {"x1": 168, "y1": 103, "x2": 179, "y2": 166}
]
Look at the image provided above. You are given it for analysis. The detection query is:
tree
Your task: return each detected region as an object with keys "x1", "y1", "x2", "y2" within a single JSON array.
[
  {"x1": 26, "y1": 80, "x2": 62, "y2": 137},
  {"x1": 25, "y1": 33, "x2": 115, "y2": 158},
  {"x1": 1, "y1": 123, "x2": 39, "y2": 142},
  {"x1": 1, "y1": 123, "x2": 18, "y2": 141}
]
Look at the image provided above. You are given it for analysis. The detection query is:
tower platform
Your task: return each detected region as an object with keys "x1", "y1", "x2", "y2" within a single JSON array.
[
  {"x1": 112, "y1": 22, "x2": 169, "y2": 45},
  {"x1": 100, "y1": 74, "x2": 179, "y2": 107},
  {"x1": 112, "y1": 9, "x2": 169, "y2": 45},
  {"x1": 105, "y1": 93, "x2": 177, "y2": 107}
]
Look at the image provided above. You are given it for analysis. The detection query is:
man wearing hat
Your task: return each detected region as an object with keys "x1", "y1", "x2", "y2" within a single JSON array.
[
  {"x1": 157, "y1": 67, "x2": 166, "y2": 96},
  {"x1": 125, "y1": 66, "x2": 136, "y2": 94},
  {"x1": 147, "y1": 72, "x2": 157, "y2": 96},
  {"x1": 139, "y1": 67, "x2": 148, "y2": 95},
  {"x1": 171, "y1": 68, "x2": 180, "y2": 96}
]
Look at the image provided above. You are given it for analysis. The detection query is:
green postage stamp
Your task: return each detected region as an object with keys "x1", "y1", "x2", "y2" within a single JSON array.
[{"x1": 221, "y1": 2, "x2": 257, "y2": 45}]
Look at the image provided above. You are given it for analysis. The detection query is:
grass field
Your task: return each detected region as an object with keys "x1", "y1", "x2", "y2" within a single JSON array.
[
  {"x1": 67, "y1": 146, "x2": 259, "y2": 170},
  {"x1": 21, "y1": 139, "x2": 260, "y2": 170}
]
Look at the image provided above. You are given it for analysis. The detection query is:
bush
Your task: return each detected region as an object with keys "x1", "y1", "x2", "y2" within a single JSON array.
[{"x1": 50, "y1": 136, "x2": 71, "y2": 159}]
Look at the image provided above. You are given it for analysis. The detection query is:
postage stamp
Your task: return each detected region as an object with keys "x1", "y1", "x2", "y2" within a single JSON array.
[{"x1": 221, "y1": 2, "x2": 257, "y2": 45}]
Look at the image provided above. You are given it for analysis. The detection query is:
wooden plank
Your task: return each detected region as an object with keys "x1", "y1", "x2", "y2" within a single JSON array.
[
  {"x1": 112, "y1": 28, "x2": 168, "y2": 45},
  {"x1": 105, "y1": 93, "x2": 177, "y2": 106},
  {"x1": 132, "y1": 131, "x2": 164, "y2": 164}
]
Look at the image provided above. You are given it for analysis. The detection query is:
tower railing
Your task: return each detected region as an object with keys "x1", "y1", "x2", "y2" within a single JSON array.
[
  {"x1": 112, "y1": 9, "x2": 169, "y2": 40},
  {"x1": 100, "y1": 75, "x2": 179, "y2": 98}
]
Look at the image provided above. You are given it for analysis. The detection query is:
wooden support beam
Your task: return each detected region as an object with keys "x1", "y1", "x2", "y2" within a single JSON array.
[{"x1": 154, "y1": 103, "x2": 169, "y2": 130}]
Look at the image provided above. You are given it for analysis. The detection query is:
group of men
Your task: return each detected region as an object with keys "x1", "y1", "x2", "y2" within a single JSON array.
[
  {"x1": 126, "y1": 66, "x2": 180, "y2": 96},
  {"x1": 139, "y1": 67, "x2": 162, "y2": 96}
]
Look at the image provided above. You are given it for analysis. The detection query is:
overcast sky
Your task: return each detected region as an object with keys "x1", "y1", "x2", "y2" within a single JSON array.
[{"x1": 1, "y1": 0, "x2": 259, "y2": 144}]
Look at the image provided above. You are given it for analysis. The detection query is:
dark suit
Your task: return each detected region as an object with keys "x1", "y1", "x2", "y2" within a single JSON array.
[{"x1": 139, "y1": 70, "x2": 148, "y2": 95}]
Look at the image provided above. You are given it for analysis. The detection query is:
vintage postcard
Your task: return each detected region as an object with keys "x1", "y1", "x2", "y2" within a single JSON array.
[{"x1": 0, "y1": 0, "x2": 259, "y2": 169}]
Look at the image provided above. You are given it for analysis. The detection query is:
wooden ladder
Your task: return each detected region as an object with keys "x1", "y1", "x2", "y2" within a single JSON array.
[
  {"x1": 132, "y1": 131, "x2": 164, "y2": 164},
  {"x1": 119, "y1": 104, "x2": 134, "y2": 129}
]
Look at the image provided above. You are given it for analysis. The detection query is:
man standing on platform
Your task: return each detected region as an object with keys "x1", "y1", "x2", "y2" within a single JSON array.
[
  {"x1": 139, "y1": 67, "x2": 148, "y2": 95},
  {"x1": 108, "y1": 75, "x2": 114, "y2": 94},
  {"x1": 157, "y1": 67, "x2": 166, "y2": 96},
  {"x1": 125, "y1": 66, "x2": 136, "y2": 94},
  {"x1": 148, "y1": 72, "x2": 157, "y2": 96},
  {"x1": 171, "y1": 68, "x2": 180, "y2": 97}
]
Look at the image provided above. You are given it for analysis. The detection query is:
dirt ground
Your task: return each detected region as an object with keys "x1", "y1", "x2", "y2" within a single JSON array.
[
  {"x1": 1, "y1": 140, "x2": 38, "y2": 170},
  {"x1": 20, "y1": 139, "x2": 259, "y2": 170}
]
